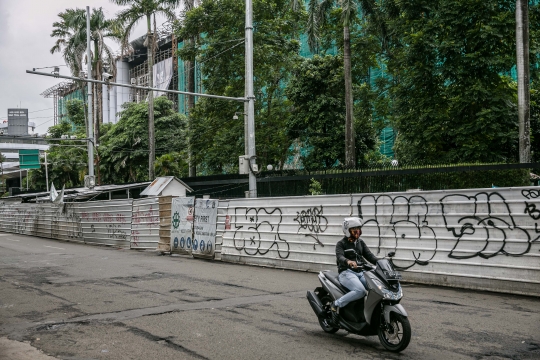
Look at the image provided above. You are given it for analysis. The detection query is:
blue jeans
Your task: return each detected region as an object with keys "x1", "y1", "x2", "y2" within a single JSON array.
[{"x1": 334, "y1": 269, "x2": 368, "y2": 308}]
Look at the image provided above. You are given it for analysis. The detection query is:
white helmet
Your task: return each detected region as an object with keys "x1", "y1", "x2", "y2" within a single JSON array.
[{"x1": 342, "y1": 217, "x2": 363, "y2": 236}]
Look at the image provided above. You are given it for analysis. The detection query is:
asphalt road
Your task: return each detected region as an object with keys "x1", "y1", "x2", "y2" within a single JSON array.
[{"x1": 0, "y1": 232, "x2": 539, "y2": 360}]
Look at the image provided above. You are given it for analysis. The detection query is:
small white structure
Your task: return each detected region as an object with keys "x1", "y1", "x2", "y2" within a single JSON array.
[{"x1": 140, "y1": 176, "x2": 193, "y2": 197}]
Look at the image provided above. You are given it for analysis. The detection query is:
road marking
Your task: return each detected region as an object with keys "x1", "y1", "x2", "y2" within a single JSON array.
[
  {"x1": 44, "y1": 245, "x2": 65, "y2": 250},
  {"x1": 1, "y1": 238, "x2": 19, "y2": 242},
  {"x1": 0, "y1": 234, "x2": 12, "y2": 236}
]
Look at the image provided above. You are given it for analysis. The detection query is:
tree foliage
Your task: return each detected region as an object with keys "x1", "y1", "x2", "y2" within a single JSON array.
[
  {"x1": 176, "y1": 0, "x2": 303, "y2": 173},
  {"x1": 286, "y1": 55, "x2": 377, "y2": 169},
  {"x1": 359, "y1": 0, "x2": 539, "y2": 164},
  {"x1": 98, "y1": 97, "x2": 188, "y2": 183},
  {"x1": 28, "y1": 100, "x2": 88, "y2": 190}
]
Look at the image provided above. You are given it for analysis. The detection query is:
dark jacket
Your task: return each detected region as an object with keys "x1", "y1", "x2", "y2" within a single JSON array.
[{"x1": 336, "y1": 236, "x2": 379, "y2": 273}]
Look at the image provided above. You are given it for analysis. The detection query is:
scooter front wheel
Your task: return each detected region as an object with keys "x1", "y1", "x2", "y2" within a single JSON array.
[
  {"x1": 378, "y1": 313, "x2": 411, "y2": 352},
  {"x1": 318, "y1": 294, "x2": 339, "y2": 334}
]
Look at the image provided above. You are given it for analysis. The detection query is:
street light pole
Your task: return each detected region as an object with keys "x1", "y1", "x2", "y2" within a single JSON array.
[
  {"x1": 86, "y1": 6, "x2": 95, "y2": 179},
  {"x1": 245, "y1": 0, "x2": 257, "y2": 198}
]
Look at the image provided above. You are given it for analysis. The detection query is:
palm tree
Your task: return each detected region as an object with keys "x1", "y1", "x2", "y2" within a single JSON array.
[
  {"x1": 301, "y1": 0, "x2": 358, "y2": 168},
  {"x1": 516, "y1": 0, "x2": 531, "y2": 163},
  {"x1": 110, "y1": 0, "x2": 181, "y2": 180},
  {"x1": 51, "y1": 8, "x2": 120, "y2": 142}
]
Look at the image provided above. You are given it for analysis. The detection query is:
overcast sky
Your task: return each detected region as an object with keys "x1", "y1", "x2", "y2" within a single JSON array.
[{"x1": 0, "y1": 0, "x2": 168, "y2": 135}]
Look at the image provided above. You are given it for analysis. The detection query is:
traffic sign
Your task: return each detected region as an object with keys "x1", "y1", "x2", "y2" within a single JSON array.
[{"x1": 19, "y1": 149, "x2": 40, "y2": 169}]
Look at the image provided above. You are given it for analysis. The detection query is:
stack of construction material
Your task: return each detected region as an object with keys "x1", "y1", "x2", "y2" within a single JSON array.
[{"x1": 158, "y1": 195, "x2": 176, "y2": 252}]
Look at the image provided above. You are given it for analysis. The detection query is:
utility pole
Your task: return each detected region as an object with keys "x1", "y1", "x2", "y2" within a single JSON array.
[
  {"x1": 246, "y1": 0, "x2": 257, "y2": 198},
  {"x1": 147, "y1": 18, "x2": 156, "y2": 181},
  {"x1": 86, "y1": 6, "x2": 95, "y2": 179},
  {"x1": 517, "y1": 0, "x2": 531, "y2": 163}
]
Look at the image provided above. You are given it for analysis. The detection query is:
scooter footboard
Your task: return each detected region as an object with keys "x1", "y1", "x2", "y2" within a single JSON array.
[
  {"x1": 306, "y1": 290, "x2": 325, "y2": 318},
  {"x1": 383, "y1": 304, "x2": 408, "y2": 324}
]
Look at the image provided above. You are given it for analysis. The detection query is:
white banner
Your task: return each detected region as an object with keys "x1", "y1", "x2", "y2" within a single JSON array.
[
  {"x1": 193, "y1": 199, "x2": 218, "y2": 257},
  {"x1": 153, "y1": 57, "x2": 173, "y2": 97},
  {"x1": 170, "y1": 197, "x2": 195, "y2": 253}
]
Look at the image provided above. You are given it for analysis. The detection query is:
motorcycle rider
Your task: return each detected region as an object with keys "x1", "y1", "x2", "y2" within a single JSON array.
[{"x1": 331, "y1": 217, "x2": 379, "y2": 313}]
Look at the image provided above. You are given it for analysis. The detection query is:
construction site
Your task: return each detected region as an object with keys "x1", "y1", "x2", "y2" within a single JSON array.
[{"x1": 39, "y1": 22, "x2": 201, "y2": 126}]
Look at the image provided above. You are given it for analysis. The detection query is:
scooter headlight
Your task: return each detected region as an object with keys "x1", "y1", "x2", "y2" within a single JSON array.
[{"x1": 381, "y1": 285, "x2": 403, "y2": 300}]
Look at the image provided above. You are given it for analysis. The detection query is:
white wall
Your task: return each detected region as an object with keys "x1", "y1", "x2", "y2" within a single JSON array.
[{"x1": 115, "y1": 59, "x2": 131, "y2": 121}]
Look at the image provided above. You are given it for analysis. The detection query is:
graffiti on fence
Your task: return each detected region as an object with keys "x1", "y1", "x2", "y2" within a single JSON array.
[
  {"x1": 357, "y1": 190, "x2": 540, "y2": 270},
  {"x1": 107, "y1": 224, "x2": 127, "y2": 240},
  {"x1": 294, "y1": 205, "x2": 328, "y2": 250},
  {"x1": 232, "y1": 207, "x2": 290, "y2": 259},
  {"x1": 439, "y1": 192, "x2": 535, "y2": 260},
  {"x1": 51, "y1": 203, "x2": 82, "y2": 240},
  {"x1": 358, "y1": 195, "x2": 437, "y2": 270}
]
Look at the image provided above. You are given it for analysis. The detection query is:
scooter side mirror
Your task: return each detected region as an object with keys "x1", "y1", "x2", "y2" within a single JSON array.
[{"x1": 387, "y1": 251, "x2": 396, "y2": 258}]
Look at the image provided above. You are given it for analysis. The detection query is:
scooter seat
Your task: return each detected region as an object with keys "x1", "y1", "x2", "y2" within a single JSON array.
[{"x1": 323, "y1": 271, "x2": 350, "y2": 293}]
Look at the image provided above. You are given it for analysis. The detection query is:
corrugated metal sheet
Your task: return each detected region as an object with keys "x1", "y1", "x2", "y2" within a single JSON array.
[
  {"x1": 219, "y1": 195, "x2": 350, "y2": 270},
  {"x1": 217, "y1": 188, "x2": 540, "y2": 296},
  {"x1": 214, "y1": 200, "x2": 230, "y2": 261},
  {"x1": 130, "y1": 197, "x2": 160, "y2": 249},
  {"x1": 50, "y1": 203, "x2": 84, "y2": 242},
  {"x1": 78, "y1": 199, "x2": 133, "y2": 247}
]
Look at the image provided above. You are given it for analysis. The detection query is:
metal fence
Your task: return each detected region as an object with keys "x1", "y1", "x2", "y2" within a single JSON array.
[
  {"x1": 78, "y1": 200, "x2": 133, "y2": 248},
  {"x1": 130, "y1": 197, "x2": 160, "y2": 249},
  {"x1": 3, "y1": 185, "x2": 540, "y2": 296},
  {"x1": 0, "y1": 198, "x2": 154, "y2": 249},
  {"x1": 217, "y1": 186, "x2": 540, "y2": 296},
  {"x1": 184, "y1": 163, "x2": 536, "y2": 198}
]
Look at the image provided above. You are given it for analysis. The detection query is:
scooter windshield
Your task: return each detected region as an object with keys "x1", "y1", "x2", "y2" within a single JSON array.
[{"x1": 376, "y1": 259, "x2": 402, "y2": 281}]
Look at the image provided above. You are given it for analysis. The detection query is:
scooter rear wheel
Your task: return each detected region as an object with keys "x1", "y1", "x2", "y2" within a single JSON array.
[
  {"x1": 318, "y1": 294, "x2": 339, "y2": 334},
  {"x1": 378, "y1": 313, "x2": 411, "y2": 352}
]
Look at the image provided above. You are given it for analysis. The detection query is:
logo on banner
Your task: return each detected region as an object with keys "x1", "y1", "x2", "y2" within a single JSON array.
[
  {"x1": 192, "y1": 239, "x2": 198, "y2": 251},
  {"x1": 172, "y1": 212, "x2": 180, "y2": 229},
  {"x1": 200, "y1": 240, "x2": 205, "y2": 252},
  {"x1": 180, "y1": 237, "x2": 185, "y2": 248},
  {"x1": 187, "y1": 237, "x2": 192, "y2": 248},
  {"x1": 173, "y1": 237, "x2": 179, "y2": 248}
]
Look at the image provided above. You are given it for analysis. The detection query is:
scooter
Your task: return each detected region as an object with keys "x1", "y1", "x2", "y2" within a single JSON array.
[{"x1": 306, "y1": 250, "x2": 411, "y2": 352}]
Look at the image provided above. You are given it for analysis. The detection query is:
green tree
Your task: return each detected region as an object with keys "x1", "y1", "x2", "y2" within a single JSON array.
[
  {"x1": 28, "y1": 100, "x2": 88, "y2": 190},
  {"x1": 285, "y1": 55, "x2": 377, "y2": 169},
  {"x1": 177, "y1": 0, "x2": 303, "y2": 174},
  {"x1": 302, "y1": 0, "x2": 367, "y2": 167},
  {"x1": 366, "y1": 0, "x2": 526, "y2": 164},
  {"x1": 99, "y1": 97, "x2": 188, "y2": 183},
  {"x1": 155, "y1": 152, "x2": 188, "y2": 177},
  {"x1": 111, "y1": 0, "x2": 181, "y2": 180},
  {"x1": 51, "y1": 7, "x2": 121, "y2": 135}
]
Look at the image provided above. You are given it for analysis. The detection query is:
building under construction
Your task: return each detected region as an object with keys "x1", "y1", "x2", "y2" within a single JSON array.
[{"x1": 41, "y1": 22, "x2": 198, "y2": 125}]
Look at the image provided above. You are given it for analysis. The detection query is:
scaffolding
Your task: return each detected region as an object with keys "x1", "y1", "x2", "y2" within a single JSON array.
[
  {"x1": 128, "y1": 47, "x2": 179, "y2": 109},
  {"x1": 41, "y1": 81, "x2": 85, "y2": 125}
]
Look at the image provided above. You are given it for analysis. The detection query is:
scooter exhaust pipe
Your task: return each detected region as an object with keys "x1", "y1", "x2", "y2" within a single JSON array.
[{"x1": 306, "y1": 291, "x2": 325, "y2": 318}]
